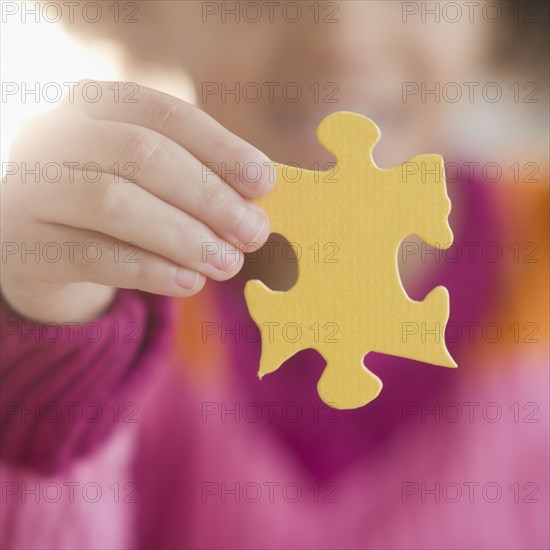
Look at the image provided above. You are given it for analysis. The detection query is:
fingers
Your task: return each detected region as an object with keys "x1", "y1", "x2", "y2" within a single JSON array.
[
  {"x1": 25, "y1": 170, "x2": 244, "y2": 282},
  {"x1": 17, "y1": 222, "x2": 207, "y2": 298},
  {"x1": 7, "y1": 81, "x2": 275, "y2": 301},
  {"x1": 39, "y1": 118, "x2": 270, "y2": 251},
  {"x1": 69, "y1": 80, "x2": 275, "y2": 198}
]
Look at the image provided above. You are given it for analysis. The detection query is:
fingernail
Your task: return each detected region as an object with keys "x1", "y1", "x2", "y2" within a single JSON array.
[
  {"x1": 206, "y1": 242, "x2": 240, "y2": 271},
  {"x1": 243, "y1": 156, "x2": 274, "y2": 191},
  {"x1": 176, "y1": 269, "x2": 199, "y2": 290},
  {"x1": 236, "y1": 207, "x2": 266, "y2": 245}
]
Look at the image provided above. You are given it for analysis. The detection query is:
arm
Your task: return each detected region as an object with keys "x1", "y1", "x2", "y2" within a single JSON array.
[{"x1": 0, "y1": 289, "x2": 174, "y2": 475}]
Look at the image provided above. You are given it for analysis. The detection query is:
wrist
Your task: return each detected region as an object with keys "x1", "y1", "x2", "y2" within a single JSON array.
[{"x1": 0, "y1": 280, "x2": 116, "y2": 324}]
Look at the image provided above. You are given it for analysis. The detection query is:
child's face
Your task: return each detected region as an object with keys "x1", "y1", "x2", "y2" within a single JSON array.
[{"x1": 138, "y1": 1, "x2": 490, "y2": 166}]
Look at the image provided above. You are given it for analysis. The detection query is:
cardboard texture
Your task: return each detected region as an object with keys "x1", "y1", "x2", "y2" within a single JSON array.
[{"x1": 245, "y1": 112, "x2": 457, "y2": 410}]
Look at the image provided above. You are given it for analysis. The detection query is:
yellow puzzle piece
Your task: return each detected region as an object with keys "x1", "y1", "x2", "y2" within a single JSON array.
[{"x1": 245, "y1": 112, "x2": 457, "y2": 410}]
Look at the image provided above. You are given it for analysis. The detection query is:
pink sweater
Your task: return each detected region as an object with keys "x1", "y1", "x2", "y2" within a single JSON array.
[{"x1": 1, "y1": 288, "x2": 548, "y2": 549}]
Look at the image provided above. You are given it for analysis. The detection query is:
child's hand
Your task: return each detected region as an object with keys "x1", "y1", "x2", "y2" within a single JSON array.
[{"x1": 1, "y1": 81, "x2": 273, "y2": 323}]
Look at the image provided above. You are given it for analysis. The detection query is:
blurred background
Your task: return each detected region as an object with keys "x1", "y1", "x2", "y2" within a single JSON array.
[{"x1": 1, "y1": 1, "x2": 548, "y2": 548}]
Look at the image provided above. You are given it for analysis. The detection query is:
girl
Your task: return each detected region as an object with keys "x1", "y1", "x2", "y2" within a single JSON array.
[{"x1": 2, "y1": 1, "x2": 548, "y2": 548}]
